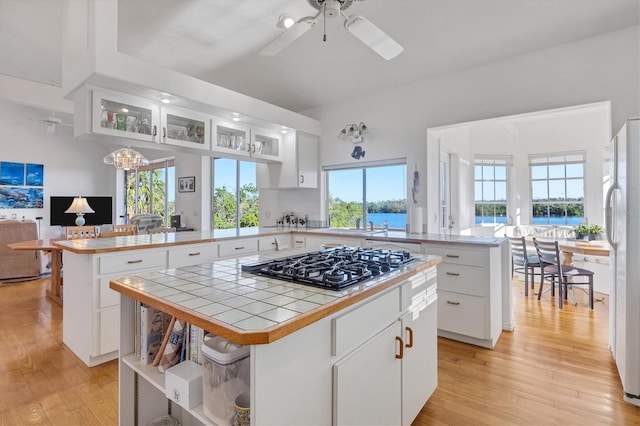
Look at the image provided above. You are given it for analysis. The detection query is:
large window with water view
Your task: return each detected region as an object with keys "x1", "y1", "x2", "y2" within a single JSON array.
[
  {"x1": 326, "y1": 162, "x2": 407, "y2": 230},
  {"x1": 530, "y1": 152, "x2": 585, "y2": 225},
  {"x1": 474, "y1": 157, "x2": 508, "y2": 224},
  {"x1": 213, "y1": 158, "x2": 258, "y2": 229}
]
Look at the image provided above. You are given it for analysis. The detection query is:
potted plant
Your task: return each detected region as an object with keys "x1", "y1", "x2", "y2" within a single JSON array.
[{"x1": 573, "y1": 224, "x2": 602, "y2": 240}]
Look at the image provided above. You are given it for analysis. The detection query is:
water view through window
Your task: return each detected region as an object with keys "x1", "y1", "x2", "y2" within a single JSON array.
[{"x1": 327, "y1": 163, "x2": 407, "y2": 229}]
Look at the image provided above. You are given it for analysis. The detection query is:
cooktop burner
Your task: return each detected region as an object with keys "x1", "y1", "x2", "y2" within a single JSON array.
[{"x1": 241, "y1": 246, "x2": 414, "y2": 290}]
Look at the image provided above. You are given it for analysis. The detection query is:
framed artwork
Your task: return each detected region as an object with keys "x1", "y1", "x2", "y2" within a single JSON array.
[
  {"x1": 0, "y1": 161, "x2": 25, "y2": 185},
  {"x1": 178, "y1": 176, "x2": 196, "y2": 192},
  {"x1": 26, "y1": 163, "x2": 44, "y2": 186}
]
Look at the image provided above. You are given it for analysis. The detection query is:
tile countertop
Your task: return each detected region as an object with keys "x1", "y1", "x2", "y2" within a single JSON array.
[
  {"x1": 53, "y1": 227, "x2": 506, "y2": 253},
  {"x1": 109, "y1": 248, "x2": 442, "y2": 346}
]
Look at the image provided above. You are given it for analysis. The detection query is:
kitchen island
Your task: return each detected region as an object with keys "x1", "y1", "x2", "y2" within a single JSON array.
[
  {"x1": 53, "y1": 228, "x2": 508, "y2": 366},
  {"x1": 110, "y1": 248, "x2": 441, "y2": 425}
]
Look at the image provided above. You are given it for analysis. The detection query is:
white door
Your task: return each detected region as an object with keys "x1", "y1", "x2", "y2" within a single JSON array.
[{"x1": 440, "y1": 151, "x2": 452, "y2": 234}]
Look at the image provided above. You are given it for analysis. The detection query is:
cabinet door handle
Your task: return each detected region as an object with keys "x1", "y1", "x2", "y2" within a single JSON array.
[
  {"x1": 127, "y1": 259, "x2": 143, "y2": 264},
  {"x1": 446, "y1": 300, "x2": 461, "y2": 305},
  {"x1": 395, "y1": 336, "x2": 404, "y2": 359},
  {"x1": 300, "y1": 175, "x2": 304, "y2": 184},
  {"x1": 162, "y1": 126, "x2": 167, "y2": 139},
  {"x1": 152, "y1": 125, "x2": 157, "y2": 137},
  {"x1": 446, "y1": 272, "x2": 460, "y2": 276},
  {"x1": 235, "y1": 246, "x2": 245, "y2": 250},
  {"x1": 188, "y1": 252, "x2": 201, "y2": 256},
  {"x1": 251, "y1": 144, "x2": 256, "y2": 153},
  {"x1": 405, "y1": 326, "x2": 414, "y2": 348},
  {"x1": 295, "y1": 240, "x2": 304, "y2": 244},
  {"x1": 446, "y1": 254, "x2": 460, "y2": 258}
]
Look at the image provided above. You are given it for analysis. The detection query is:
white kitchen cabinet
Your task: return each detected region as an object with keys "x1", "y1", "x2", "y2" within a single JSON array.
[
  {"x1": 167, "y1": 242, "x2": 219, "y2": 269},
  {"x1": 257, "y1": 131, "x2": 318, "y2": 189},
  {"x1": 161, "y1": 105, "x2": 210, "y2": 151},
  {"x1": 365, "y1": 239, "x2": 422, "y2": 253},
  {"x1": 212, "y1": 119, "x2": 282, "y2": 163},
  {"x1": 218, "y1": 238, "x2": 259, "y2": 258},
  {"x1": 333, "y1": 321, "x2": 403, "y2": 426},
  {"x1": 422, "y1": 243, "x2": 503, "y2": 348},
  {"x1": 304, "y1": 234, "x2": 364, "y2": 249},
  {"x1": 63, "y1": 247, "x2": 168, "y2": 367},
  {"x1": 250, "y1": 127, "x2": 282, "y2": 162},
  {"x1": 90, "y1": 88, "x2": 160, "y2": 143}
]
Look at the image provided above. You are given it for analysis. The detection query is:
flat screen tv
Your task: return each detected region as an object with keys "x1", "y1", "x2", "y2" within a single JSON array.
[{"x1": 50, "y1": 196, "x2": 113, "y2": 226}]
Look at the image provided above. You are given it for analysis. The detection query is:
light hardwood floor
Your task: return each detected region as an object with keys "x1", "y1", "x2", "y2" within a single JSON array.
[{"x1": 1, "y1": 277, "x2": 638, "y2": 425}]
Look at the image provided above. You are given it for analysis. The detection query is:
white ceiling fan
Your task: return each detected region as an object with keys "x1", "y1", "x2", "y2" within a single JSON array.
[
  {"x1": 259, "y1": 0, "x2": 404, "y2": 60},
  {"x1": 30, "y1": 111, "x2": 73, "y2": 134}
]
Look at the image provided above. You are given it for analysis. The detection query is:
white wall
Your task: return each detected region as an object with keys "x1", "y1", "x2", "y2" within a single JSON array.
[
  {"x1": 290, "y1": 26, "x2": 639, "y2": 231},
  {"x1": 0, "y1": 100, "x2": 116, "y2": 238}
]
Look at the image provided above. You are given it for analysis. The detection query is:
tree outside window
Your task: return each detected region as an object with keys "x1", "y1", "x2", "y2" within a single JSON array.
[
  {"x1": 125, "y1": 159, "x2": 175, "y2": 224},
  {"x1": 213, "y1": 158, "x2": 258, "y2": 229}
]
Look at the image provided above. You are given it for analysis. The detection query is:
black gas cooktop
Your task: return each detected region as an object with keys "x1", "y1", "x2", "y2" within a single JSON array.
[{"x1": 241, "y1": 246, "x2": 414, "y2": 290}]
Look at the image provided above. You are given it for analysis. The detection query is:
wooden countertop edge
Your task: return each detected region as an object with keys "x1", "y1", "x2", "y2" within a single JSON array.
[{"x1": 110, "y1": 256, "x2": 442, "y2": 346}]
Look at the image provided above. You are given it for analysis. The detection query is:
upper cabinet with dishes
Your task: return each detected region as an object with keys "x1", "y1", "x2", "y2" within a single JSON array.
[
  {"x1": 212, "y1": 118, "x2": 282, "y2": 163},
  {"x1": 161, "y1": 106, "x2": 211, "y2": 151},
  {"x1": 92, "y1": 89, "x2": 160, "y2": 144}
]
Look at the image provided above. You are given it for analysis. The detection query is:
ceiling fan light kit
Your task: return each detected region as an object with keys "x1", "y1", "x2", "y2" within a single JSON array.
[{"x1": 260, "y1": 0, "x2": 403, "y2": 60}]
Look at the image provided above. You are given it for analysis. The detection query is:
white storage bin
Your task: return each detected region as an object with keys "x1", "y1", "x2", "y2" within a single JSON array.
[
  {"x1": 202, "y1": 336, "x2": 250, "y2": 426},
  {"x1": 165, "y1": 360, "x2": 203, "y2": 409}
]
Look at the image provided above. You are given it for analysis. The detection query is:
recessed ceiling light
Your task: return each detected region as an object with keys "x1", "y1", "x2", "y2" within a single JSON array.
[
  {"x1": 160, "y1": 95, "x2": 172, "y2": 104},
  {"x1": 232, "y1": 117, "x2": 240, "y2": 122},
  {"x1": 121, "y1": 107, "x2": 129, "y2": 113},
  {"x1": 278, "y1": 14, "x2": 295, "y2": 29},
  {"x1": 281, "y1": 126, "x2": 288, "y2": 134}
]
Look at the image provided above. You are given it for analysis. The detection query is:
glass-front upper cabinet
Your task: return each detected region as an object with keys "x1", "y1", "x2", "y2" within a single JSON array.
[
  {"x1": 250, "y1": 127, "x2": 282, "y2": 162},
  {"x1": 161, "y1": 106, "x2": 211, "y2": 150},
  {"x1": 92, "y1": 89, "x2": 160, "y2": 143},
  {"x1": 212, "y1": 119, "x2": 251, "y2": 158}
]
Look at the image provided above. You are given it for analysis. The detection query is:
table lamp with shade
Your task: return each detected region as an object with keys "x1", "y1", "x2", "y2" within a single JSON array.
[{"x1": 65, "y1": 196, "x2": 95, "y2": 226}]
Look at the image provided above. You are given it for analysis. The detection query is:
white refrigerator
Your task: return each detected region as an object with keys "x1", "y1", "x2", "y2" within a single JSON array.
[{"x1": 605, "y1": 117, "x2": 640, "y2": 407}]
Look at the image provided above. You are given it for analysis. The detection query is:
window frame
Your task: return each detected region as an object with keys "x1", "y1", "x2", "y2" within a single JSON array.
[
  {"x1": 211, "y1": 157, "x2": 259, "y2": 230},
  {"x1": 323, "y1": 159, "x2": 407, "y2": 229},
  {"x1": 474, "y1": 156, "x2": 510, "y2": 225},
  {"x1": 529, "y1": 151, "x2": 586, "y2": 225},
  {"x1": 124, "y1": 158, "x2": 175, "y2": 225}
]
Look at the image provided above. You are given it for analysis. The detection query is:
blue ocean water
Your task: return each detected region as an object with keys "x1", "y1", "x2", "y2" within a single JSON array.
[
  {"x1": 475, "y1": 216, "x2": 583, "y2": 225},
  {"x1": 367, "y1": 212, "x2": 407, "y2": 229}
]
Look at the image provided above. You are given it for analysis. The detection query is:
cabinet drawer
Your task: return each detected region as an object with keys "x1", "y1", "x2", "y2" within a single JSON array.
[
  {"x1": 99, "y1": 251, "x2": 166, "y2": 275},
  {"x1": 258, "y1": 236, "x2": 278, "y2": 251},
  {"x1": 218, "y1": 239, "x2": 258, "y2": 258},
  {"x1": 400, "y1": 266, "x2": 437, "y2": 311},
  {"x1": 437, "y1": 290, "x2": 487, "y2": 339},
  {"x1": 437, "y1": 264, "x2": 488, "y2": 297},
  {"x1": 99, "y1": 277, "x2": 120, "y2": 308},
  {"x1": 332, "y1": 288, "x2": 400, "y2": 358},
  {"x1": 292, "y1": 236, "x2": 306, "y2": 248},
  {"x1": 421, "y1": 245, "x2": 487, "y2": 267},
  {"x1": 168, "y1": 244, "x2": 218, "y2": 268}
]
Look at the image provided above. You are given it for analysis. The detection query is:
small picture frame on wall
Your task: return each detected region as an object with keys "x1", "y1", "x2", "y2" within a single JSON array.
[{"x1": 178, "y1": 176, "x2": 195, "y2": 193}]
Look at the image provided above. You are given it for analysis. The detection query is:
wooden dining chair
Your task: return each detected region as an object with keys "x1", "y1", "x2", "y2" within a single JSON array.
[
  {"x1": 112, "y1": 223, "x2": 139, "y2": 235},
  {"x1": 98, "y1": 230, "x2": 135, "y2": 238},
  {"x1": 66, "y1": 225, "x2": 100, "y2": 239},
  {"x1": 505, "y1": 235, "x2": 541, "y2": 296},
  {"x1": 147, "y1": 226, "x2": 176, "y2": 234},
  {"x1": 532, "y1": 238, "x2": 594, "y2": 309}
]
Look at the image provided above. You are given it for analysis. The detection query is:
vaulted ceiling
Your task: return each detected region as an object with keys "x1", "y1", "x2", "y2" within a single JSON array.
[{"x1": 1, "y1": 0, "x2": 638, "y2": 113}]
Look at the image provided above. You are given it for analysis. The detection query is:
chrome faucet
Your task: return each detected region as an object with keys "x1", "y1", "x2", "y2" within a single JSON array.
[{"x1": 368, "y1": 221, "x2": 374, "y2": 231}]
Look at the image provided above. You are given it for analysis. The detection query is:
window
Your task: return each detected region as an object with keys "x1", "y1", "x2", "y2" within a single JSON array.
[
  {"x1": 325, "y1": 162, "x2": 407, "y2": 229},
  {"x1": 474, "y1": 157, "x2": 508, "y2": 224},
  {"x1": 125, "y1": 159, "x2": 175, "y2": 224},
  {"x1": 213, "y1": 158, "x2": 258, "y2": 229},
  {"x1": 530, "y1": 152, "x2": 585, "y2": 225}
]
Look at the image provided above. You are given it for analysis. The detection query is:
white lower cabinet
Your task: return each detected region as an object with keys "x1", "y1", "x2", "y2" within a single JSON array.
[
  {"x1": 303, "y1": 234, "x2": 364, "y2": 249},
  {"x1": 422, "y1": 242, "x2": 504, "y2": 348},
  {"x1": 167, "y1": 243, "x2": 218, "y2": 268},
  {"x1": 333, "y1": 321, "x2": 403, "y2": 426},
  {"x1": 218, "y1": 238, "x2": 259, "y2": 258}
]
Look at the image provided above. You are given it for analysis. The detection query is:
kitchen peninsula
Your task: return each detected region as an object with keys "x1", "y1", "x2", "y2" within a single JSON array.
[
  {"x1": 53, "y1": 229, "x2": 509, "y2": 367},
  {"x1": 110, "y1": 247, "x2": 440, "y2": 425}
]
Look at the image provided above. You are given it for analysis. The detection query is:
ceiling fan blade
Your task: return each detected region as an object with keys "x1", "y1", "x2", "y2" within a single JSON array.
[
  {"x1": 259, "y1": 18, "x2": 316, "y2": 56},
  {"x1": 344, "y1": 15, "x2": 403, "y2": 60}
]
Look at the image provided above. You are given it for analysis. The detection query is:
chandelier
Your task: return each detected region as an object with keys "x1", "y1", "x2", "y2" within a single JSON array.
[
  {"x1": 103, "y1": 147, "x2": 149, "y2": 170},
  {"x1": 338, "y1": 122, "x2": 368, "y2": 143}
]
